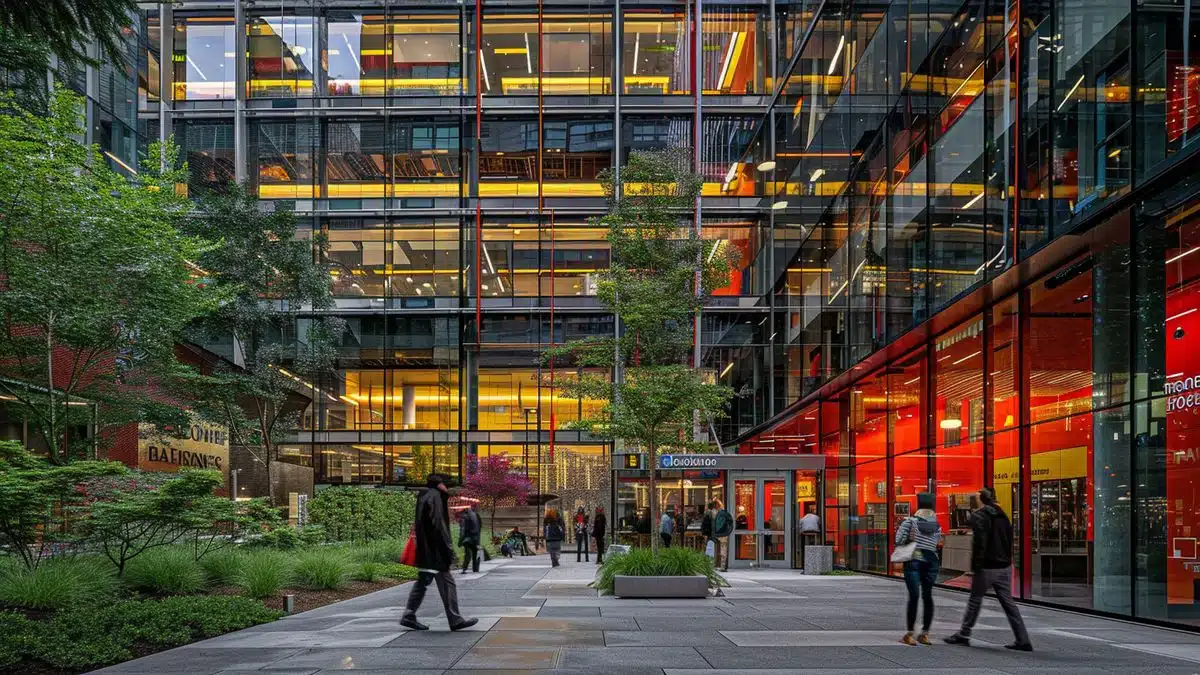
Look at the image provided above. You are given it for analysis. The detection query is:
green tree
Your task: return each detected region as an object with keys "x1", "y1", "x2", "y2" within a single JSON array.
[
  {"x1": 0, "y1": 89, "x2": 218, "y2": 464},
  {"x1": 0, "y1": 0, "x2": 137, "y2": 67},
  {"x1": 305, "y1": 486, "x2": 416, "y2": 543},
  {"x1": 553, "y1": 150, "x2": 735, "y2": 553},
  {"x1": 0, "y1": 441, "x2": 125, "y2": 569},
  {"x1": 180, "y1": 182, "x2": 343, "y2": 506},
  {"x1": 84, "y1": 469, "x2": 261, "y2": 575}
]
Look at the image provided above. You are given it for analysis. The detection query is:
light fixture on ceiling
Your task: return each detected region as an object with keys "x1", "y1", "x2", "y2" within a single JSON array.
[
  {"x1": 940, "y1": 418, "x2": 963, "y2": 430},
  {"x1": 772, "y1": 200, "x2": 788, "y2": 210},
  {"x1": 757, "y1": 160, "x2": 776, "y2": 171}
]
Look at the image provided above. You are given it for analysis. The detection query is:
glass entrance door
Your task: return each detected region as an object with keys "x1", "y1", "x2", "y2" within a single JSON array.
[{"x1": 730, "y1": 475, "x2": 793, "y2": 567}]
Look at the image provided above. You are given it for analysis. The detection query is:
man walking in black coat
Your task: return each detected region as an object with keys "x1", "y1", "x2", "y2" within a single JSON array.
[
  {"x1": 944, "y1": 487, "x2": 1032, "y2": 651},
  {"x1": 460, "y1": 503, "x2": 482, "y2": 574},
  {"x1": 401, "y1": 474, "x2": 478, "y2": 632},
  {"x1": 592, "y1": 506, "x2": 607, "y2": 564}
]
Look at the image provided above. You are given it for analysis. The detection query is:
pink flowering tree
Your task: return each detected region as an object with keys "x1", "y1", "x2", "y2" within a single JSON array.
[{"x1": 461, "y1": 453, "x2": 533, "y2": 538}]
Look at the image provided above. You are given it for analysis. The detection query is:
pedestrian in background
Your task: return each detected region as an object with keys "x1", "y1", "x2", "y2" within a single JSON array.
[
  {"x1": 896, "y1": 492, "x2": 941, "y2": 646},
  {"x1": 574, "y1": 507, "x2": 590, "y2": 562},
  {"x1": 400, "y1": 474, "x2": 478, "y2": 632},
  {"x1": 544, "y1": 508, "x2": 566, "y2": 567},
  {"x1": 945, "y1": 487, "x2": 1033, "y2": 651},
  {"x1": 659, "y1": 509, "x2": 674, "y2": 548},
  {"x1": 593, "y1": 506, "x2": 607, "y2": 564},
  {"x1": 459, "y1": 502, "x2": 481, "y2": 574}
]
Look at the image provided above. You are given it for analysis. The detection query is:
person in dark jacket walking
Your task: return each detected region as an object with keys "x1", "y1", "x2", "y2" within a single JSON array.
[
  {"x1": 459, "y1": 503, "x2": 482, "y2": 574},
  {"x1": 401, "y1": 474, "x2": 478, "y2": 632},
  {"x1": 944, "y1": 487, "x2": 1032, "y2": 651},
  {"x1": 574, "y1": 507, "x2": 590, "y2": 562},
  {"x1": 592, "y1": 506, "x2": 607, "y2": 564},
  {"x1": 544, "y1": 508, "x2": 566, "y2": 566}
]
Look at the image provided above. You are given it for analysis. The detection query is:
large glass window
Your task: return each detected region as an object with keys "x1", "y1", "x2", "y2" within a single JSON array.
[
  {"x1": 247, "y1": 14, "x2": 317, "y2": 97},
  {"x1": 622, "y1": 10, "x2": 691, "y2": 94},
  {"x1": 172, "y1": 16, "x2": 236, "y2": 100},
  {"x1": 250, "y1": 120, "x2": 318, "y2": 199},
  {"x1": 325, "y1": 13, "x2": 462, "y2": 96},
  {"x1": 702, "y1": 7, "x2": 765, "y2": 95},
  {"x1": 176, "y1": 119, "x2": 235, "y2": 196}
]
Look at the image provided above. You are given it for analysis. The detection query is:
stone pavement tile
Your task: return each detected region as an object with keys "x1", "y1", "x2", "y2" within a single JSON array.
[
  {"x1": 88, "y1": 648, "x2": 303, "y2": 674},
  {"x1": 386, "y1": 631, "x2": 486, "y2": 647},
  {"x1": 1002, "y1": 668, "x2": 1200, "y2": 675},
  {"x1": 476, "y1": 629, "x2": 604, "y2": 647},
  {"x1": 212, "y1": 669, "x2": 321, "y2": 675},
  {"x1": 749, "y1": 616, "x2": 874, "y2": 631},
  {"x1": 536, "y1": 605, "x2": 600, "y2": 617},
  {"x1": 664, "y1": 669, "x2": 1008, "y2": 675},
  {"x1": 402, "y1": 617, "x2": 500, "y2": 632},
  {"x1": 636, "y1": 616, "x2": 776, "y2": 632},
  {"x1": 604, "y1": 630, "x2": 735, "y2": 647},
  {"x1": 600, "y1": 605, "x2": 731, "y2": 617},
  {"x1": 557, "y1": 646, "x2": 710, "y2": 669},
  {"x1": 449, "y1": 647, "x2": 559, "y2": 669},
  {"x1": 720, "y1": 630, "x2": 926, "y2": 647},
  {"x1": 695, "y1": 646, "x2": 906, "y2": 670},
  {"x1": 662, "y1": 662, "x2": 1008, "y2": 667},
  {"x1": 200, "y1": 630, "x2": 404, "y2": 649},
  {"x1": 1057, "y1": 627, "x2": 1200, "y2": 644},
  {"x1": 861, "y1": 643, "x2": 1200, "y2": 670},
  {"x1": 263, "y1": 647, "x2": 467, "y2": 670},
  {"x1": 236, "y1": 618, "x2": 349, "y2": 633},
  {"x1": 453, "y1": 669, "x2": 664, "y2": 675},
  {"x1": 1116, "y1": 643, "x2": 1200, "y2": 663},
  {"x1": 492, "y1": 616, "x2": 639, "y2": 631}
]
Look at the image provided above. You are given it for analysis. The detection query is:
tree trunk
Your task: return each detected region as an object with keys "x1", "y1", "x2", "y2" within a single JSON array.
[
  {"x1": 648, "y1": 441, "x2": 659, "y2": 554},
  {"x1": 489, "y1": 499, "x2": 498, "y2": 540},
  {"x1": 45, "y1": 318, "x2": 59, "y2": 463},
  {"x1": 264, "y1": 440, "x2": 277, "y2": 507}
]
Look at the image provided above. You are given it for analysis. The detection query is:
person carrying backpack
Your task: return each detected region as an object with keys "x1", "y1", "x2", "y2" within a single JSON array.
[
  {"x1": 708, "y1": 499, "x2": 734, "y2": 571},
  {"x1": 543, "y1": 508, "x2": 566, "y2": 567}
]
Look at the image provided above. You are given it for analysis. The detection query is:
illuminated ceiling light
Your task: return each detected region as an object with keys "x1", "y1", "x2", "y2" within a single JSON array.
[
  {"x1": 524, "y1": 33, "x2": 533, "y2": 74},
  {"x1": 405, "y1": 276, "x2": 414, "y2": 283},
  {"x1": 1108, "y1": 147, "x2": 1122, "y2": 159},
  {"x1": 772, "y1": 200, "x2": 788, "y2": 210},
  {"x1": 720, "y1": 361, "x2": 735, "y2": 378},
  {"x1": 961, "y1": 192, "x2": 984, "y2": 210},
  {"x1": 632, "y1": 33, "x2": 640, "y2": 75},
  {"x1": 757, "y1": 160, "x2": 776, "y2": 172},
  {"x1": 939, "y1": 418, "x2": 963, "y2": 430},
  {"x1": 707, "y1": 239, "x2": 724, "y2": 263},
  {"x1": 1167, "y1": 308, "x2": 1196, "y2": 322},
  {"x1": 952, "y1": 350, "x2": 981, "y2": 365},
  {"x1": 809, "y1": 168, "x2": 825, "y2": 182},
  {"x1": 422, "y1": 282, "x2": 432, "y2": 288},
  {"x1": 827, "y1": 35, "x2": 846, "y2": 76},
  {"x1": 482, "y1": 284, "x2": 490, "y2": 291}
]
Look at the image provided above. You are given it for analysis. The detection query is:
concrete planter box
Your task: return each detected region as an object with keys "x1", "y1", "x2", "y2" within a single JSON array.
[{"x1": 613, "y1": 574, "x2": 710, "y2": 598}]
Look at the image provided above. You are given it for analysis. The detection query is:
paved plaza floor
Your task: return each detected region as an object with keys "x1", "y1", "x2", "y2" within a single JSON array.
[{"x1": 91, "y1": 554, "x2": 1200, "y2": 674}]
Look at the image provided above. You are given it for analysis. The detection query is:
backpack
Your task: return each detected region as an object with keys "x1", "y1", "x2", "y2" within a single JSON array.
[{"x1": 713, "y1": 509, "x2": 734, "y2": 537}]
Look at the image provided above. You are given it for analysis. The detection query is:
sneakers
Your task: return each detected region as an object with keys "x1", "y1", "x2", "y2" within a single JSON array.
[
  {"x1": 399, "y1": 616, "x2": 429, "y2": 631},
  {"x1": 917, "y1": 633, "x2": 932, "y2": 645},
  {"x1": 943, "y1": 633, "x2": 970, "y2": 646},
  {"x1": 1005, "y1": 642, "x2": 1034, "y2": 652},
  {"x1": 449, "y1": 618, "x2": 479, "y2": 632},
  {"x1": 900, "y1": 633, "x2": 917, "y2": 646}
]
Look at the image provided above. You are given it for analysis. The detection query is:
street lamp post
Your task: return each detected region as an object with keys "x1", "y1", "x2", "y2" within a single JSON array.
[{"x1": 230, "y1": 468, "x2": 242, "y2": 502}]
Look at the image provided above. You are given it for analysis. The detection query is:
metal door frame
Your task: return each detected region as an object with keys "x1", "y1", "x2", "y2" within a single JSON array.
[{"x1": 726, "y1": 471, "x2": 794, "y2": 568}]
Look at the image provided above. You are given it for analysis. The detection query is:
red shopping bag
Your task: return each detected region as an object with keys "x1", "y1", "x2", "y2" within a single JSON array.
[{"x1": 400, "y1": 529, "x2": 417, "y2": 567}]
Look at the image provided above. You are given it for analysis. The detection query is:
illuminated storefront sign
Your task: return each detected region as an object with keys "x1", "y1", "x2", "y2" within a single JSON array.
[{"x1": 138, "y1": 421, "x2": 231, "y2": 485}]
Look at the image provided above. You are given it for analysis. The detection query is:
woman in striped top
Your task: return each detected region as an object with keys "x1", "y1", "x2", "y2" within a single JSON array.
[{"x1": 897, "y1": 492, "x2": 942, "y2": 645}]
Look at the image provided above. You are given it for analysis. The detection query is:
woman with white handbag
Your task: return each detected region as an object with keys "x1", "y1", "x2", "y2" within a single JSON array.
[{"x1": 893, "y1": 492, "x2": 942, "y2": 646}]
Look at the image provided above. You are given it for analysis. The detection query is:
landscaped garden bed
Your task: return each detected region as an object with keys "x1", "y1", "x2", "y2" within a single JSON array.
[
  {"x1": 593, "y1": 547, "x2": 726, "y2": 598},
  {"x1": 0, "y1": 445, "x2": 423, "y2": 674}
]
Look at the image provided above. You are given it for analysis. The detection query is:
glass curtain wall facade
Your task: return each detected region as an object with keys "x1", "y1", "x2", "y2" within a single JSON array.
[
  {"x1": 734, "y1": 0, "x2": 1200, "y2": 628},
  {"x1": 140, "y1": 0, "x2": 778, "y2": 509}
]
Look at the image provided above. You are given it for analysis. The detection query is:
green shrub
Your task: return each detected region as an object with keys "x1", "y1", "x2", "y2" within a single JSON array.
[
  {"x1": 0, "y1": 611, "x2": 36, "y2": 669},
  {"x1": 592, "y1": 547, "x2": 724, "y2": 595},
  {"x1": 200, "y1": 548, "x2": 244, "y2": 586},
  {"x1": 0, "y1": 557, "x2": 118, "y2": 610},
  {"x1": 306, "y1": 487, "x2": 415, "y2": 543},
  {"x1": 350, "y1": 537, "x2": 406, "y2": 564},
  {"x1": 124, "y1": 547, "x2": 207, "y2": 595},
  {"x1": 236, "y1": 550, "x2": 293, "y2": 598},
  {"x1": 293, "y1": 550, "x2": 351, "y2": 590},
  {"x1": 8, "y1": 596, "x2": 283, "y2": 671},
  {"x1": 353, "y1": 561, "x2": 384, "y2": 582},
  {"x1": 378, "y1": 563, "x2": 419, "y2": 581}
]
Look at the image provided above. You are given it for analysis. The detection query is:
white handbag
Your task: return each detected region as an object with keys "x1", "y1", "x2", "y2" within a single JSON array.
[
  {"x1": 705, "y1": 539, "x2": 716, "y2": 559},
  {"x1": 891, "y1": 541, "x2": 917, "y2": 563},
  {"x1": 890, "y1": 517, "x2": 917, "y2": 563}
]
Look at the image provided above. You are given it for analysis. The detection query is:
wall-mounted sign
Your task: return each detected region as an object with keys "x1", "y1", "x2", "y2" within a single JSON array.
[
  {"x1": 660, "y1": 455, "x2": 718, "y2": 469},
  {"x1": 616, "y1": 453, "x2": 826, "y2": 472},
  {"x1": 138, "y1": 421, "x2": 230, "y2": 485}
]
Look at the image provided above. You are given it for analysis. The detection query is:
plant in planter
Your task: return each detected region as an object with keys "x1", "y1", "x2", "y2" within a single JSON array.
[{"x1": 593, "y1": 547, "x2": 725, "y2": 597}]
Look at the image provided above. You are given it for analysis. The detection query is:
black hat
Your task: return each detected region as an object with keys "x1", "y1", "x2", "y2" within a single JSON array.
[{"x1": 916, "y1": 492, "x2": 935, "y2": 510}]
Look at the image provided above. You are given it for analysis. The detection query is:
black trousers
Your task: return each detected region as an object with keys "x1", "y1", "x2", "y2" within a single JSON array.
[
  {"x1": 594, "y1": 535, "x2": 605, "y2": 563},
  {"x1": 576, "y1": 532, "x2": 589, "y2": 561},
  {"x1": 661, "y1": 532, "x2": 672, "y2": 548},
  {"x1": 461, "y1": 544, "x2": 479, "y2": 572},
  {"x1": 403, "y1": 569, "x2": 464, "y2": 625}
]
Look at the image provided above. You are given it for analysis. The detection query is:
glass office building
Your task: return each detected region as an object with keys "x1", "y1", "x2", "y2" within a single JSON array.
[{"x1": 135, "y1": 0, "x2": 1200, "y2": 626}]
